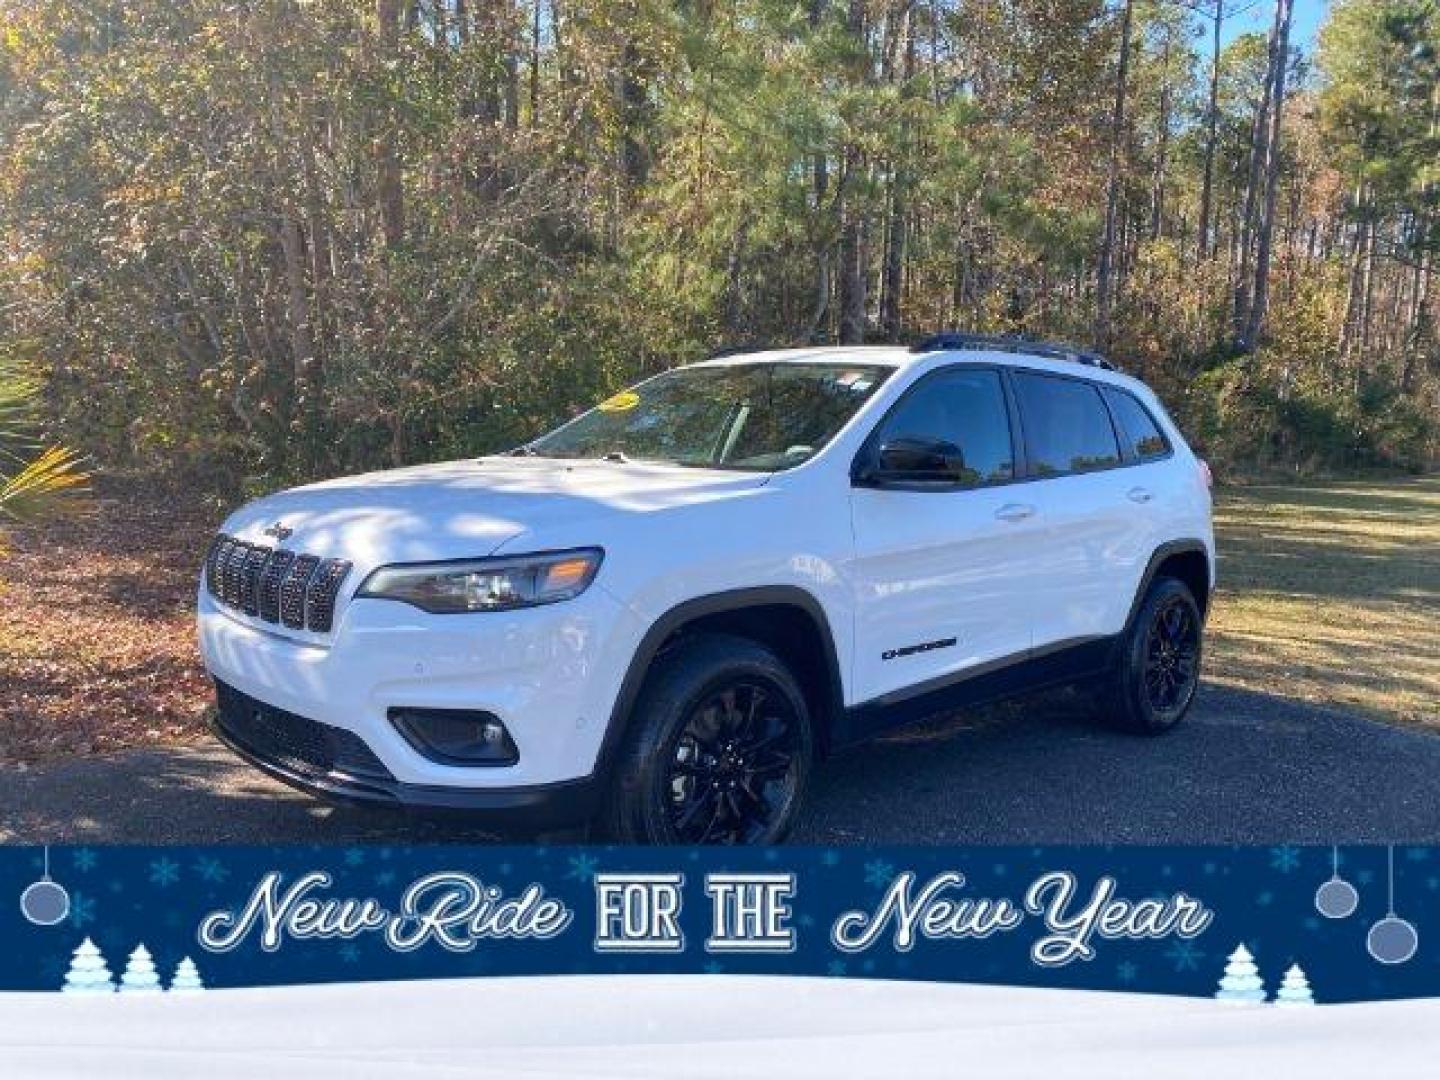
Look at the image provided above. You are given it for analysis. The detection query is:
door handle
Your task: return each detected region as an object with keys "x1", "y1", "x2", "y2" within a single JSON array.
[
  {"x1": 994, "y1": 502, "x2": 1037, "y2": 522},
  {"x1": 1127, "y1": 487, "x2": 1154, "y2": 504}
]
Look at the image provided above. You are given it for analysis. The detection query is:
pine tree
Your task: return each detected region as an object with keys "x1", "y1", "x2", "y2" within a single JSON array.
[
  {"x1": 170, "y1": 957, "x2": 205, "y2": 993},
  {"x1": 1215, "y1": 942, "x2": 1267, "y2": 1002},
  {"x1": 119, "y1": 943, "x2": 163, "y2": 994},
  {"x1": 61, "y1": 937, "x2": 115, "y2": 994},
  {"x1": 1275, "y1": 962, "x2": 1315, "y2": 1006}
]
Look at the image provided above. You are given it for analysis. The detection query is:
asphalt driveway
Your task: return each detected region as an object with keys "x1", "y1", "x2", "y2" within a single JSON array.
[{"x1": 3, "y1": 681, "x2": 1438, "y2": 844}]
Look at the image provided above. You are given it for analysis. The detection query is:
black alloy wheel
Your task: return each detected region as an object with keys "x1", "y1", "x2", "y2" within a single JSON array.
[
  {"x1": 1143, "y1": 596, "x2": 1201, "y2": 716},
  {"x1": 663, "y1": 681, "x2": 805, "y2": 844},
  {"x1": 1102, "y1": 575, "x2": 1204, "y2": 734},
  {"x1": 601, "y1": 632, "x2": 815, "y2": 845}
]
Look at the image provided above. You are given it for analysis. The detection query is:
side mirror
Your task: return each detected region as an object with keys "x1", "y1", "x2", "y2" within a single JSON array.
[{"x1": 859, "y1": 437, "x2": 968, "y2": 485}]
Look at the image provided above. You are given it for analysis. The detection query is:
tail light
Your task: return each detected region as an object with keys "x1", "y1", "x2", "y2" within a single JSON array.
[{"x1": 1197, "y1": 458, "x2": 1213, "y2": 491}]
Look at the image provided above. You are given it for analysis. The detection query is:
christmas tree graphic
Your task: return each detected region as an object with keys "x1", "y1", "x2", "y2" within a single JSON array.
[
  {"x1": 119, "y1": 944, "x2": 163, "y2": 994},
  {"x1": 1215, "y1": 943, "x2": 1266, "y2": 1003},
  {"x1": 170, "y1": 957, "x2": 205, "y2": 993},
  {"x1": 61, "y1": 937, "x2": 116, "y2": 994},
  {"x1": 1275, "y1": 963, "x2": 1316, "y2": 1006}
]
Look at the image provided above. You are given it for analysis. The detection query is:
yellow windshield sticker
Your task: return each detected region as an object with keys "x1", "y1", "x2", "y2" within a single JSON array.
[{"x1": 598, "y1": 390, "x2": 640, "y2": 412}]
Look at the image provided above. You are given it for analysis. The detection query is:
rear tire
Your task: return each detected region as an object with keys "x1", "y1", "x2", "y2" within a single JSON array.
[
  {"x1": 1098, "y1": 576, "x2": 1204, "y2": 734},
  {"x1": 600, "y1": 633, "x2": 815, "y2": 844}
]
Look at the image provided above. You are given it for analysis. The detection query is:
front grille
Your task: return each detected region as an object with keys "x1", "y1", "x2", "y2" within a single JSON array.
[
  {"x1": 205, "y1": 534, "x2": 350, "y2": 634},
  {"x1": 280, "y1": 554, "x2": 321, "y2": 629},
  {"x1": 221, "y1": 541, "x2": 249, "y2": 607},
  {"x1": 238, "y1": 545, "x2": 270, "y2": 615},
  {"x1": 257, "y1": 549, "x2": 295, "y2": 623},
  {"x1": 305, "y1": 558, "x2": 350, "y2": 632},
  {"x1": 214, "y1": 680, "x2": 393, "y2": 783}
]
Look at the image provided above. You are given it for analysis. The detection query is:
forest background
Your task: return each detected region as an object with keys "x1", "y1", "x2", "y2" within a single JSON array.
[{"x1": 1, "y1": 0, "x2": 1436, "y2": 500}]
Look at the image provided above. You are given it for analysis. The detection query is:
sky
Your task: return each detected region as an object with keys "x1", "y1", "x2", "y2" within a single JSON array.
[{"x1": 1219, "y1": 0, "x2": 1331, "y2": 54}]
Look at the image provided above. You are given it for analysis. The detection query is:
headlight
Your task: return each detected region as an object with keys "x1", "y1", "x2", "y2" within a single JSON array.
[{"x1": 356, "y1": 548, "x2": 603, "y2": 614}]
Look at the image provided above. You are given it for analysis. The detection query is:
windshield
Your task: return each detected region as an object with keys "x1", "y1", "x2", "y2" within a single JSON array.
[{"x1": 525, "y1": 362, "x2": 893, "y2": 472}]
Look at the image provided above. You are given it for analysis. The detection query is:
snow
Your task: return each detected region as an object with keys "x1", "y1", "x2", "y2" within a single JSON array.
[{"x1": 0, "y1": 976, "x2": 1435, "y2": 1078}]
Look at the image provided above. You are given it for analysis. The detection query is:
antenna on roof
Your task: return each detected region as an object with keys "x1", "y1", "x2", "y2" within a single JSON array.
[{"x1": 909, "y1": 331, "x2": 1117, "y2": 371}]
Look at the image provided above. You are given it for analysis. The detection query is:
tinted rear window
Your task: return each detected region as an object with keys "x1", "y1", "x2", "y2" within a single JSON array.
[
  {"x1": 1013, "y1": 372, "x2": 1121, "y2": 476},
  {"x1": 1104, "y1": 387, "x2": 1171, "y2": 460}
]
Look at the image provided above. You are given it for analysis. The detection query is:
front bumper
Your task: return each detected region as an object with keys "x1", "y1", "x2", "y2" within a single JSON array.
[
  {"x1": 197, "y1": 582, "x2": 645, "y2": 810},
  {"x1": 209, "y1": 681, "x2": 600, "y2": 826}
]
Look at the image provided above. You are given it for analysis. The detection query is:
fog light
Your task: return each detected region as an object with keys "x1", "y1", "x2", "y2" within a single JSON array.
[{"x1": 390, "y1": 708, "x2": 519, "y2": 766}]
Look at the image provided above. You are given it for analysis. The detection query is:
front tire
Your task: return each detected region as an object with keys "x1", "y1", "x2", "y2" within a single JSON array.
[
  {"x1": 601, "y1": 633, "x2": 814, "y2": 844},
  {"x1": 1101, "y1": 576, "x2": 1204, "y2": 734}
]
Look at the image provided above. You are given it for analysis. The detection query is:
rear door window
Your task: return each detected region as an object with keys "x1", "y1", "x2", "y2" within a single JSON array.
[{"x1": 1012, "y1": 372, "x2": 1121, "y2": 476}]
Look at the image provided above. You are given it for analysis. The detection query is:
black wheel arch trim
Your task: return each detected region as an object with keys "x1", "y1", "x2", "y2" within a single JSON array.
[
  {"x1": 1123, "y1": 539, "x2": 1213, "y2": 632},
  {"x1": 595, "y1": 585, "x2": 845, "y2": 779}
]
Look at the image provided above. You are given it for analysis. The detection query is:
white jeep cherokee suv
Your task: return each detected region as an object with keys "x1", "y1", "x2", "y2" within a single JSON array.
[{"x1": 198, "y1": 333, "x2": 1214, "y2": 843}]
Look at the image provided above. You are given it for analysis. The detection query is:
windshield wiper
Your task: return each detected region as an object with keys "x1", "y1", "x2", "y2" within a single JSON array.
[
  {"x1": 600, "y1": 450, "x2": 631, "y2": 463},
  {"x1": 507, "y1": 444, "x2": 538, "y2": 457}
]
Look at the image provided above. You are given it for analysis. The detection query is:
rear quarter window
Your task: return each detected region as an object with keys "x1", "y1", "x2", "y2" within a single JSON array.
[{"x1": 1103, "y1": 387, "x2": 1172, "y2": 460}]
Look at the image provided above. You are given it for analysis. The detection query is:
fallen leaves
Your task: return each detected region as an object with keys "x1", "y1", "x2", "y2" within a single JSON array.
[{"x1": 1, "y1": 478, "x2": 223, "y2": 764}]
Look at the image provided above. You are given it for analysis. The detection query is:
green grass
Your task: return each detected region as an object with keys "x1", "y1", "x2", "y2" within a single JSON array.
[{"x1": 1208, "y1": 476, "x2": 1440, "y2": 727}]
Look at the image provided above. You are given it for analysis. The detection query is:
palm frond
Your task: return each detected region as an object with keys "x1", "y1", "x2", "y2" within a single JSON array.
[
  {"x1": 0, "y1": 355, "x2": 45, "y2": 449},
  {"x1": 0, "y1": 445, "x2": 90, "y2": 523}
]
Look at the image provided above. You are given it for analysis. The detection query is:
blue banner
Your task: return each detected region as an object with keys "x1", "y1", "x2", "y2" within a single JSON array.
[{"x1": 5, "y1": 845, "x2": 1433, "y2": 1003}]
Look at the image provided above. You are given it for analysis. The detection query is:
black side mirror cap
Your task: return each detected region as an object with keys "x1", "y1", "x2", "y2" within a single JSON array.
[{"x1": 857, "y1": 437, "x2": 968, "y2": 486}]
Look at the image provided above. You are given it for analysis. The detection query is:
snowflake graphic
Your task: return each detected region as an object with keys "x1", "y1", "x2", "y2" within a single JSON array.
[
  {"x1": 565, "y1": 854, "x2": 600, "y2": 882},
  {"x1": 1269, "y1": 846, "x2": 1301, "y2": 873},
  {"x1": 827, "y1": 960, "x2": 847, "y2": 977},
  {"x1": 69, "y1": 892, "x2": 97, "y2": 928},
  {"x1": 1117, "y1": 961, "x2": 1139, "y2": 984},
  {"x1": 343, "y1": 848, "x2": 366, "y2": 867},
  {"x1": 148, "y1": 857, "x2": 181, "y2": 887},
  {"x1": 703, "y1": 960, "x2": 723, "y2": 975},
  {"x1": 374, "y1": 870, "x2": 397, "y2": 888},
  {"x1": 1163, "y1": 940, "x2": 1205, "y2": 972},
  {"x1": 339, "y1": 944, "x2": 360, "y2": 964},
  {"x1": 193, "y1": 857, "x2": 230, "y2": 884},
  {"x1": 863, "y1": 859, "x2": 896, "y2": 889},
  {"x1": 72, "y1": 849, "x2": 98, "y2": 873},
  {"x1": 1256, "y1": 890, "x2": 1274, "y2": 907},
  {"x1": 821, "y1": 850, "x2": 841, "y2": 867}
]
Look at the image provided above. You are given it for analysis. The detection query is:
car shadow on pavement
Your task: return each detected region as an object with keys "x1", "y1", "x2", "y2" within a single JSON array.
[{"x1": 3, "y1": 680, "x2": 1439, "y2": 846}]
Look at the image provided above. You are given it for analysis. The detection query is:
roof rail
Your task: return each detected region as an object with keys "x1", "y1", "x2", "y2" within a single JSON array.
[
  {"x1": 708, "y1": 344, "x2": 773, "y2": 360},
  {"x1": 909, "y1": 331, "x2": 1117, "y2": 371}
]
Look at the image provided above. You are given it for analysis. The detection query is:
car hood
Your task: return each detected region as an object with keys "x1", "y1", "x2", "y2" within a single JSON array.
[{"x1": 220, "y1": 457, "x2": 772, "y2": 569}]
